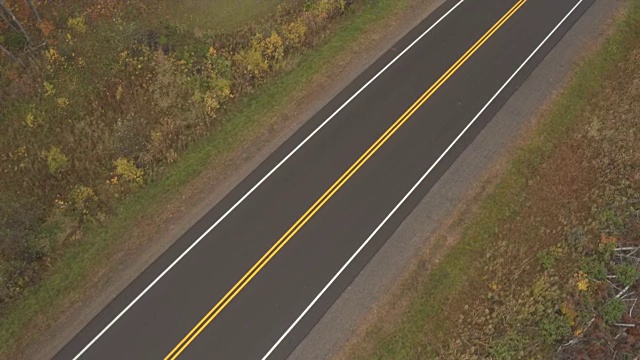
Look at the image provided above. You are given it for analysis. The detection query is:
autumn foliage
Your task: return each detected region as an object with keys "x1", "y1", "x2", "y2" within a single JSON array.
[{"x1": 0, "y1": 0, "x2": 359, "y2": 305}]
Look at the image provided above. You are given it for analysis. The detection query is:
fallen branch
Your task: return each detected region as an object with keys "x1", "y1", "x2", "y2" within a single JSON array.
[
  {"x1": 613, "y1": 323, "x2": 636, "y2": 328},
  {"x1": 615, "y1": 285, "x2": 632, "y2": 299},
  {"x1": 557, "y1": 337, "x2": 581, "y2": 351},
  {"x1": 0, "y1": 0, "x2": 31, "y2": 43},
  {"x1": 558, "y1": 317, "x2": 595, "y2": 352},
  {"x1": 607, "y1": 279, "x2": 622, "y2": 291},
  {"x1": 0, "y1": 44, "x2": 24, "y2": 66},
  {"x1": 615, "y1": 247, "x2": 640, "y2": 251},
  {"x1": 26, "y1": 0, "x2": 40, "y2": 23}
]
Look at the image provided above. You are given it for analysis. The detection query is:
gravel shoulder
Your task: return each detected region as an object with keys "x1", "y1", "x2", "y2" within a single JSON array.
[
  {"x1": 287, "y1": 0, "x2": 625, "y2": 359},
  {"x1": 23, "y1": 1, "x2": 622, "y2": 359},
  {"x1": 22, "y1": 1, "x2": 447, "y2": 359}
]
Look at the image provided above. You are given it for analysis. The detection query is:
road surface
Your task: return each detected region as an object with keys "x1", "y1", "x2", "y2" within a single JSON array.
[{"x1": 54, "y1": 0, "x2": 594, "y2": 359}]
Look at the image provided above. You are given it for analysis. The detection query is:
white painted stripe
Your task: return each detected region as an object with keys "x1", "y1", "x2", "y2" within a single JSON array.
[
  {"x1": 71, "y1": 1, "x2": 466, "y2": 358},
  {"x1": 262, "y1": 0, "x2": 585, "y2": 358}
]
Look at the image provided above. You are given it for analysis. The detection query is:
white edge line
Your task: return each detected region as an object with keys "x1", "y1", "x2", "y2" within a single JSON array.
[
  {"x1": 70, "y1": 1, "x2": 466, "y2": 358},
  {"x1": 261, "y1": 0, "x2": 585, "y2": 358}
]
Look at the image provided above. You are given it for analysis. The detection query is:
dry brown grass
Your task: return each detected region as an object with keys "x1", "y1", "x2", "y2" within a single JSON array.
[
  {"x1": 0, "y1": 0, "x2": 358, "y2": 312},
  {"x1": 0, "y1": 0, "x2": 414, "y2": 358},
  {"x1": 339, "y1": 1, "x2": 640, "y2": 359}
]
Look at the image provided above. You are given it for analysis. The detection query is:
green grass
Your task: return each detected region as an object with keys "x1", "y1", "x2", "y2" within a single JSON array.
[
  {"x1": 0, "y1": 0, "x2": 408, "y2": 357},
  {"x1": 346, "y1": 1, "x2": 640, "y2": 359},
  {"x1": 154, "y1": 0, "x2": 301, "y2": 33}
]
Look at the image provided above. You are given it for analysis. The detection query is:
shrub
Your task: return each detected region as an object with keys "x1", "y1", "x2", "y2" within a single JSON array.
[
  {"x1": 69, "y1": 185, "x2": 98, "y2": 218},
  {"x1": 234, "y1": 37, "x2": 269, "y2": 83},
  {"x1": 67, "y1": 16, "x2": 87, "y2": 34},
  {"x1": 537, "y1": 244, "x2": 564, "y2": 272},
  {"x1": 580, "y1": 256, "x2": 608, "y2": 280},
  {"x1": 614, "y1": 264, "x2": 639, "y2": 287},
  {"x1": 4, "y1": 32, "x2": 27, "y2": 49},
  {"x1": 0, "y1": 0, "x2": 363, "y2": 317},
  {"x1": 601, "y1": 298, "x2": 625, "y2": 325},
  {"x1": 538, "y1": 249, "x2": 556, "y2": 271},
  {"x1": 44, "y1": 146, "x2": 68, "y2": 175},
  {"x1": 263, "y1": 31, "x2": 285, "y2": 64},
  {"x1": 489, "y1": 333, "x2": 526, "y2": 360},
  {"x1": 539, "y1": 314, "x2": 572, "y2": 344},
  {"x1": 597, "y1": 208, "x2": 626, "y2": 234},
  {"x1": 113, "y1": 157, "x2": 144, "y2": 187},
  {"x1": 283, "y1": 20, "x2": 307, "y2": 49}
]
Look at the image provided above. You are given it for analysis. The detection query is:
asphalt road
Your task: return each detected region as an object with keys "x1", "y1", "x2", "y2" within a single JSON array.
[{"x1": 54, "y1": 0, "x2": 595, "y2": 359}]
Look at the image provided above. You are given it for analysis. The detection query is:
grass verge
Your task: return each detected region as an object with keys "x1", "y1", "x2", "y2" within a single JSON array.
[
  {"x1": 155, "y1": 0, "x2": 301, "y2": 33},
  {"x1": 0, "y1": 0, "x2": 412, "y2": 357},
  {"x1": 341, "y1": 0, "x2": 640, "y2": 359}
]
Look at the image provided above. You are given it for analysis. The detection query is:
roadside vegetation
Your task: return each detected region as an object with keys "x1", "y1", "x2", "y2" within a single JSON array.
[
  {"x1": 0, "y1": 0, "x2": 361, "y2": 309},
  {"x1": 340, "y1": 1, "x2": 640, "y2": 359},
  {"x1": 0, "y1": 0, "x2": 412, "y2": 357}
]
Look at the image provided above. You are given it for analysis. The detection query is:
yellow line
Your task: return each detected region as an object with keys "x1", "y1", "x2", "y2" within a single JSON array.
[{"x1": 165, "y1": 1, "x2": 526, "y2": 358}]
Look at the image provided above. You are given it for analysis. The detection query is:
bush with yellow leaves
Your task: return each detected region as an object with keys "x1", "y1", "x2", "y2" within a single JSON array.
[{"x1": 113, "y1": 157, "x2": 144, "y2": 188}]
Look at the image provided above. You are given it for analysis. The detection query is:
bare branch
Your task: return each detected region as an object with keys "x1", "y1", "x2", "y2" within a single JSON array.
[
  {"x1": 558, "y1": 317, "x2": 595, "y2": 352},
  {"x1": 615, "y1": 247, "x2": 640, "y2": 251},
  {"x1": 613, "y1": 323, "x2": 636, "y2": 328},
  {"x1": 0, "y1": 0, "x2": 30, "y2": 43},
  {"x1": 0, "y1": 5, "x2": 18, "y2": 32},
  {"x1": 615, "y1": 285, "x2": 632, "y2": 299},
  {"x1": 26, "y1": 0, "x2": 40, "y2": 23},
  {"x1": 607, "y1": 278, "x2": 622, "y2": 291},
  {"x1": 557, "y1": 337, "x2": 581, "y2": 351},
  {"x1": 0, "y1": 43, "x2": 24, "y2": 66}
]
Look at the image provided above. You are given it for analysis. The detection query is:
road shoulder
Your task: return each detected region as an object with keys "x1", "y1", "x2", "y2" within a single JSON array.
[
  {"x1": 19, "y1": 1, "x2": 448, "y2": 359},
  {"x1": 287, "y1": 0, "x2": 625, "y2": 359}
]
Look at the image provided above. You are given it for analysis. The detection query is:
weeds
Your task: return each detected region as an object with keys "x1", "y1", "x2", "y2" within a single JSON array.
[
  {"x1": 601, "y1": 298, "x2": 625, "y2": 325},
  {"x1": 489, "y1": 333, "x2": 527, "y2": 360},
  {"x1": 0, "y1": 0, "x2": 410, "y2": 357},
  {"x1": 341, "y1": 1, "x2": 640, "y2": 358},
  {"x1": 0, "y1": 0, "x2": 367, "y2": 307}
]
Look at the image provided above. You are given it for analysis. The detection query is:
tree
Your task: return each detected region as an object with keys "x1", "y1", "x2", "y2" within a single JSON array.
[
  {"x1": 0, "y1": 43, "x2": 24, "y2": 65},
  {"x1": 26, "y1": 0, "x2": 40, "y2": 24},
  {"x1": 0, "y1": 0, "x2": 30, "y2": 44}
]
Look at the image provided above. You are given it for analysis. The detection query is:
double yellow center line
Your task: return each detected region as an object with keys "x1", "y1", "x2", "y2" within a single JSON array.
[{"x1": 165, "y1": 0, "x2": 526, "y2": 358}]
